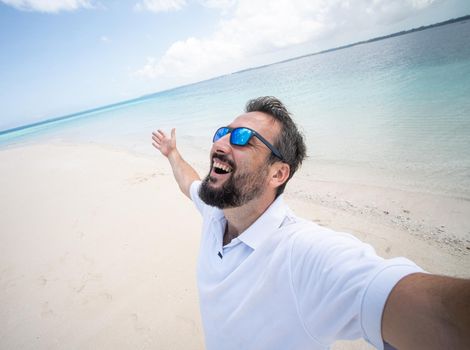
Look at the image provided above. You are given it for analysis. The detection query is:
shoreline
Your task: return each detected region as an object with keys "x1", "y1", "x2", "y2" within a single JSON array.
[
  {"x1": 288, "y1": 176, "x2": 470, "y2": 253},
  {"x1": 1, "y1": 142, "x2": 468, "y2": 349}
]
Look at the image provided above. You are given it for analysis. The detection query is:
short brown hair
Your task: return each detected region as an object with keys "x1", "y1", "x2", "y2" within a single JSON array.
[{"x1": 245, "y1": 96, "x2": 306, "y2": 196}]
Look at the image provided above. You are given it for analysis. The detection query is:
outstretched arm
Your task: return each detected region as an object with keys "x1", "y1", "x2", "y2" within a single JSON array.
[
  {"x1": 152, "y1": 128, "x2": 200, "y2": 199},
  {"x1": 382, "y1": 273, "x2": 470, "y2": 349}
]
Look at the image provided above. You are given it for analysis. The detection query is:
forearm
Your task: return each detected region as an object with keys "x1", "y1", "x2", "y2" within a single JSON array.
[
  {"x1": 434, "y1": 275, "x2": 470, "y2": 348},
  {"x1": 167, "y1": 149, "x2": 200, "y2": 198},
  {"x1": 383, "y1": 273, "x2": 470, "y2": 349}
]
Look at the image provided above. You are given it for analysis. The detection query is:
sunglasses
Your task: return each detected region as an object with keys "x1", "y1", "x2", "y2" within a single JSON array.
[{"x1": 213, "y1": 126, "x2": 284, "y2": 161}]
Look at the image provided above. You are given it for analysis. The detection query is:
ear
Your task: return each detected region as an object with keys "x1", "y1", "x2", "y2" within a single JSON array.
[{"x1": 269, "y1": 162, "x2": 290, "y2": 190}]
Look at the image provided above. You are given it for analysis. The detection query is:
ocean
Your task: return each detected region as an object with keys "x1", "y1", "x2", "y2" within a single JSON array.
[{"x1": 1, "y1": 19, "x2": 470, "y2": 199}]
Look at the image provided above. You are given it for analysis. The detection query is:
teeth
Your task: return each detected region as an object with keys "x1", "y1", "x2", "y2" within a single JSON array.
[{"x1": 213, "y1": 161, "x2": 232, "y2": 173}]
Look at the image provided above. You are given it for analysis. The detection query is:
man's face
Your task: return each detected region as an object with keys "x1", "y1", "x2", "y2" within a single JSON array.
[{"x1": 199, "y1": 112, "x2": 280, "y2": 209}]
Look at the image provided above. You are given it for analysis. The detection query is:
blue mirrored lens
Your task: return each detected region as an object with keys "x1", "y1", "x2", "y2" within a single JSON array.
[
  {"x1": 231, "y1": 128, "x2": 253, "y2": 145},
  {"x1": 213, "y1": 127, "x2": 231, "y2": 142}
]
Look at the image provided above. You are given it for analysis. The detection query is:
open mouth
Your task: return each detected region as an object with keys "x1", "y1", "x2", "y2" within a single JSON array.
[{"x1": 213, "y1": 160, "x2": 233, "y2": 175}]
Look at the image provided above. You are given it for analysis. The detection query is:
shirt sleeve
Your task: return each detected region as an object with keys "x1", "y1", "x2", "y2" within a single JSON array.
[
  {"x1": 190, "y1": 180, "x2": 205, "y2": 215},
  {"x1": 289, "y1": 225, "x2": 423, "y2": 349}
]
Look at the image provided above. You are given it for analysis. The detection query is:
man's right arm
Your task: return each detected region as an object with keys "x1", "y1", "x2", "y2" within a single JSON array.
[
  {"x1": 152, "y1": 128, "x2": 200, "y2": 199},
  {"x1": 382, "y1": 273, "x2": 470, "y2": 349}
]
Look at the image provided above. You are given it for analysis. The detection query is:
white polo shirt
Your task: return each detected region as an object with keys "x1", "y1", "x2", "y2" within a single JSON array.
[{"x1": 190, "y1": 181, "x2": 422, "y2": 350}]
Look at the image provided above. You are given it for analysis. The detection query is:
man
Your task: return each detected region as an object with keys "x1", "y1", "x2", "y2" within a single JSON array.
[{"x1": 152, "y1": 96, "x2": 469, "y2": 349}]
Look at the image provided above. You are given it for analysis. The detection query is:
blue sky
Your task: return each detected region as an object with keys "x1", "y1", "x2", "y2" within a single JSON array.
[{"x1": 1, "y1": 0, "x2": 469, "y2": 130}]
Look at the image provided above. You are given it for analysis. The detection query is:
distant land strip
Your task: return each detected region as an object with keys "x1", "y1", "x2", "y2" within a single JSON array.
[{"x1": 236, "y1": 14, "x2": 470, "y2": 73}]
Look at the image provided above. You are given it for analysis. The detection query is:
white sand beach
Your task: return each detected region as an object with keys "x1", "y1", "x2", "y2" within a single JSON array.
[{"x1": 1, "y1": 142, "x2": 469, "y2": 350}]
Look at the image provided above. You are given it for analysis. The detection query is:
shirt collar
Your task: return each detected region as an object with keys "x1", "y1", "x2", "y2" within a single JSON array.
[{"x1": 237, "y1": 195, "x2": 289, "y2": 250}]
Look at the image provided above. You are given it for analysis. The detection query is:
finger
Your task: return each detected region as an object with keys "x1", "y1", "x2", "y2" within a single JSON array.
[
  {"x1": 153, "y1": 132, "x2": 165, "y2": 142},
  {"x1": 152, "y1": 130, "x2": 163, "y2": 140},
  {"x1": 171, "y1": 128, "x2": 176, "y2": 139}
]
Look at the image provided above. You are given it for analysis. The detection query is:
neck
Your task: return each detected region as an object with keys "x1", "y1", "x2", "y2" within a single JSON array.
[{"x1": 222, "y1": 192, "x2": 276, "y2": 246}]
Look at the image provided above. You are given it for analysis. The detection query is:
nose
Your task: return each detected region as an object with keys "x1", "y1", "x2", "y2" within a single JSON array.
[{"x1": 212, "y1": 133, "x2": 231, "y2": 155}]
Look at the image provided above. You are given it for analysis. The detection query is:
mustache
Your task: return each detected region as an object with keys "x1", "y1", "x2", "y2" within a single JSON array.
[{"x1": 212, "y1": 153, "x2": 235, "y2": 169}]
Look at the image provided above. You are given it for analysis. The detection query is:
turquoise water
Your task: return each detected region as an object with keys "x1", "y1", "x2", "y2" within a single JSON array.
[{"x1": 1, "y1": 20, "x2": 470, "y2": 198}]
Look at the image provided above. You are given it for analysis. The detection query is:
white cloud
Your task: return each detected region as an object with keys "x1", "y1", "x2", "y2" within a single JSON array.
[
  {"x1": 1, "y1": 0, "x2": 94, "y2": 12},
  {"x1": 364, "y1": 0, "x2": 442, "y2": 24},
  {"x1": 134, "y1": 0, "x2": 187, "y2": 13},
  {"x1": 199, "y1": 0, "x2": 236, "y2": 10},
  {"x1": 100, "y1": 35, "x2": 110, "y2": 43},
  {"x1": 136, "y1": 0, "x2": 438, "y2": 84}
]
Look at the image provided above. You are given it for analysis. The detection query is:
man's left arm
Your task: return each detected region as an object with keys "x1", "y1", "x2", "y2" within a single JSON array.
[{"x1": 382, "y1": 272, "x2": 470, "y2": 349}]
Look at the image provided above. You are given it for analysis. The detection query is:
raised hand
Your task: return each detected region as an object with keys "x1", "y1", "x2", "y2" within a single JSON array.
[
  {"x1": 152, "y1": 128, "x2": 176, "y2": 158},
  {"x1": 151, "y1": 127, "x2": 200, "y2": 198}
]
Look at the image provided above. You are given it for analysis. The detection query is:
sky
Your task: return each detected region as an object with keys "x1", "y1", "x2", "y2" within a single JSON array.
[{"x1": 1, "y1": 0, "x2": 469, "y2": 130}]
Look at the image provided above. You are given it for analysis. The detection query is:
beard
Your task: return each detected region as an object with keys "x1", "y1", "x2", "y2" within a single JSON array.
[{"x1": 199, "y1": 155, "x2": 269, "y2": 209}]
